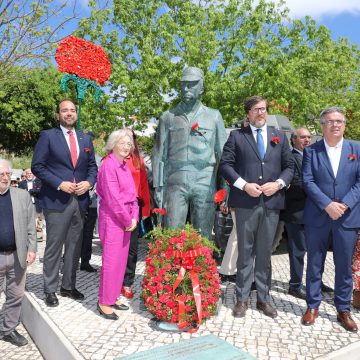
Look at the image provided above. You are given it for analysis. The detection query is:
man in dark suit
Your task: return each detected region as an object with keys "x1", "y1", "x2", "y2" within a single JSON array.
[
  {"x1": 301, "y1": 107, "x2": 360, "y2": 332},
  {"x1": 220, "y1": 95, "x2": 293, "y2": 318},
  {"x1": 0, "y1": 159, "x2": 37, "y2": 347},
  {"x1": 32, "y1": 99, "x2": 97, "y2": 307},
  {"x1": 282, "y1": 128, "x2": 311, "y2": 300},
  {"x1": 18, "y1": 168, "x2": 42, "y2": 209}
]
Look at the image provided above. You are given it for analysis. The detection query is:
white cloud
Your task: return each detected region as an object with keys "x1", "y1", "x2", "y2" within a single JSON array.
[{"x1": 281, "y1": 0, "x2": 360, "y2": 19}]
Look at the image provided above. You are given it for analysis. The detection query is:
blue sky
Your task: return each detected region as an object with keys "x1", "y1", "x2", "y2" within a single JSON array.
[{"x1": 282, "y1": 0, "x2": 360, "y2": 46}]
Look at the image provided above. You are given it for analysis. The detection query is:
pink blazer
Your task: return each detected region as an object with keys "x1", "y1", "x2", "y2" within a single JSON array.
[{"x1": 97, "y1": 152, "x2": 139, "y2": 229}]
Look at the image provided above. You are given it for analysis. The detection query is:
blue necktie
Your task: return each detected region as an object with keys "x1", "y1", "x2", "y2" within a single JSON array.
[{"x1": 256, "y1": 128, "x2": 265, "y2": 159}]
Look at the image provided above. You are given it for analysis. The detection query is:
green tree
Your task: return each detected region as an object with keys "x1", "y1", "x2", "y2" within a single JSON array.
[
  {"x1": 0, "y1": 65, "x2": 62, "y2": 152},
  {"x1": 0, "y1": 65, "x2": 109, "y2": 153},
  {"x1": 75, "y1": 0, "x2": 360, "y2": 137}
]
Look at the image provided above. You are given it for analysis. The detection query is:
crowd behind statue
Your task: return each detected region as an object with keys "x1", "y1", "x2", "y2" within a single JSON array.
[{"x1": 1, "y1": 66, "x2": 360, "y2": 348}]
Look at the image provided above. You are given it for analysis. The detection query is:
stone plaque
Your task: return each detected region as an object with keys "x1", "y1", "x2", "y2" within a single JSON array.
[{"x1": 118, "y1": 334, "x2": 257, "y2": 360}]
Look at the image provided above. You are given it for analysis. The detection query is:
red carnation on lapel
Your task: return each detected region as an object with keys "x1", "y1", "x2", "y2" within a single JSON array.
[
  {"x1": 348, "y1": 154, "x2": 356, "y2": 161},
  {"x1": 84, "y1": 148, "x2": 91, "y2": 153},
  {"x1": 271, "y1": 137, "x2": 281, "y2": 145}
]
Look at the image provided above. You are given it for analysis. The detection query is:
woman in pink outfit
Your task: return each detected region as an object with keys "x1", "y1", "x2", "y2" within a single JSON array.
[{"x1": 96, "y1": 129, "x2": 139, "y2": 320}]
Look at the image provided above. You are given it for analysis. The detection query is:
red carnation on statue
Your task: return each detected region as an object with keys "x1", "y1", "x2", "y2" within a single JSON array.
[
  {"x1": 191, "y1": 123, "x2": 199, "y2": 131},
  {"x1": 56, "y1": 35, "x2": 111, "y2": 85},
  {"x1": 214, "y1": 189, "x2": 227, "y2": 204},
  {"x1": 152, "y1": 208, "x2": 167, "y2": 216}
]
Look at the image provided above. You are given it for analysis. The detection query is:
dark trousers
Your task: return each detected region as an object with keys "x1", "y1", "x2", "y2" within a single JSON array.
[
  {"x1": 81, "y1": 207, "x2": 97, "y2": 264},
  {"x1": 235, "y1": 204, "x2": 279, "y2": 303},
  {"x1": 123, "y1": 204, "x2": 142, "y2": 287},
  {"x1": 43, "y1": 196, "x2": 84, "y2": 293},
  {"x1": 305, "y1": 222, "x2": 357, "y2": 311},
  {"x1": 285, "y1": 222, "x2": 306, "y2": 290}
]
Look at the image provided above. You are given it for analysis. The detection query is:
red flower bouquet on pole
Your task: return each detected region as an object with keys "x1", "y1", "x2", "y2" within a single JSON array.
[
  {"x1": 55, "y1": 35, "x2": 111, "y2": 128},
  {"x1": 142, "y1": 224, "x2": 221, "y2": 332}
]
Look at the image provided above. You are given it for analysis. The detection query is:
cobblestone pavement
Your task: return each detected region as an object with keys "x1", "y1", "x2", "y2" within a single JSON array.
[
  {"x1": 2, "y1": 237, "x2": 360, "y2": 360},
  {"x1": 0, "y1": 295, "x2": 44, "y2": 358}
]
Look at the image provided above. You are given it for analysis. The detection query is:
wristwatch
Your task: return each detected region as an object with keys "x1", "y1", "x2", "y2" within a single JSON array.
[{"x1": 276, "y1": 180, "x2": 285, "y2": 190}]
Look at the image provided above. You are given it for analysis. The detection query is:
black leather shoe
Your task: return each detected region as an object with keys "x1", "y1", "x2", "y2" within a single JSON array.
[
  {"x1": 80, "y1": 263, "x2": 97, "y2": 272},
  {"x1": 112, "y1": 303, "x2": 129, "y2": 311},
  {"x1": 321, "y1": 283, "x2": 334, "y2": 293},
  {"x1": 60, "y1": 287, "x2": 84, "y2": 300},
  {"x1": 251, "y1": 282, "x2": 257, "y2": 291},
  {"x1": 2, "y1": 330, "x2": 28, "y2": 347},
  {"x1": 45, "y1": 292, "x2": 59, "y2": 307},
  {"x1": 288, "y1": 287, "x2": 306, "y2": 300},
  {"x1": 97, "y1": 303, "x2": 118, "y2": 320},
  {"x1": 256, "y1": 302, "x2": 278, "y2": 318},
  {"x1": 232, "y1": 300, "x2": 248, "y2": 318}
]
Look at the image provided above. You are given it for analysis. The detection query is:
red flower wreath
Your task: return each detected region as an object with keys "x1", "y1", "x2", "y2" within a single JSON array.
[
  {"x1": 142, "y1": 225, "x2": 220, "y2": 331},
  {"x1": 55, "y1": 35, "x2": 111, "y2": 85}
]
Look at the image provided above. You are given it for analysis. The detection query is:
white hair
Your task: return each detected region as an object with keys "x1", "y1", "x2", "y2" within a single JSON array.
[
  {"x1": 105, "y1": 129, "x2": 134, "y2": 153},
  {"x1": 0, "y1": 158, "x2": 13, "y2": 171}
]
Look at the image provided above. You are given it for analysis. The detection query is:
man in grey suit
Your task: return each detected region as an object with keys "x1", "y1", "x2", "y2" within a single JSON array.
[
  {"x1": 220, "y1": 96, "x2": 293, "y2": 318},
  {"x1": 0, "y1": 159, "x2": 37, "y2": 347}
]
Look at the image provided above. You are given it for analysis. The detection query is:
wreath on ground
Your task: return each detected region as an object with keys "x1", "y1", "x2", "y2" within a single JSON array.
[{"x1": 142, "y1": 224, "x2": 221, "y2": 331}]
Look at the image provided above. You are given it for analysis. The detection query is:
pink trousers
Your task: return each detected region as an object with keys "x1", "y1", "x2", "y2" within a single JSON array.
[{"x1": 98, "y1": 214, "x2": 131, "y2": 305}]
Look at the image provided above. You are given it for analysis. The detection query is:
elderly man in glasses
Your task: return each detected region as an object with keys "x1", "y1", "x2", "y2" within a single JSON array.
[
  {"x1": 0, "y1": 159, "x2": 37, "y2": 347},
  {"x1": 301, "y1": 107, "x2": 360, "y2": 332}
]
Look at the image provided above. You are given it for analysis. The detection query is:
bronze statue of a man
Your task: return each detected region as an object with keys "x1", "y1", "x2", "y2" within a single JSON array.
[{"x1": 151, "y1": 67, "x2": 227, "y2": 239}]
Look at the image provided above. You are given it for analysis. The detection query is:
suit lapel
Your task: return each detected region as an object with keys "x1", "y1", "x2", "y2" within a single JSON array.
[
  {"x1": 292, "y1": 149, "x2": 303, "y2": 173},
  {"x1": 76, "y1": 130, "x2": 85, "y2": 168},
  {"x1": 56, "y1": 127, "x2": 73, "y2": 166},
  {"x1": 9, "y1": 189, "x2": 20, "y2": 240},
  {"x1": 243, "y1": 127, "x2": 261, "y2": 159},
  {"x1": 318, "y1": 139, "x2": 335, "y2": 178},
  {"x1": 336, "y1": 140, "x2": 351, "y2": 180},
  {"x1": 264, "y1": 127, "x2": 276, "y2": 160}
]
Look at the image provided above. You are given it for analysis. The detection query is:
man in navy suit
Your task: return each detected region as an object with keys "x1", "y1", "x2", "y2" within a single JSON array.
[
  {"x1": 32, "y1": 99, "x2": 97, "y2": 307},
  {"x1": 301, "y1": 107, "x2": 360, "y2": 332},
  {"x1": 220, "y1": 96, "x2": 293, "y2": 319}
]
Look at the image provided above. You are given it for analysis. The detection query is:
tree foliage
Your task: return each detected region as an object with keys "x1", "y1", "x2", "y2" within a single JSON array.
[
  {"x1": 0, "y1": 66, "x2": 62, "y2": 152},
  {"x1": 74, "y1": 0, "x2": 360, "y2": 139},
  {"x1": 0, "y1": 63, "x2": 114, "y2": 153},
  {"x1": 0, "y1": 0, "x2": 79, "y2": 80}
]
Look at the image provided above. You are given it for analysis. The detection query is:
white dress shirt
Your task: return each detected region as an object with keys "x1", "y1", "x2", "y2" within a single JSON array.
[
  {"x1": 323, "y1": 138, "x2": 343, "y2": 178},
  {"x1": 60, "y1": 125, "x2": 80, "y2": 155}
]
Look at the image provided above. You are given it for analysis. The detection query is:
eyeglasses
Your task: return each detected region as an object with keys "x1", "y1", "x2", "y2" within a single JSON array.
[
  {"x1": 117, "y1": 142, "x2": 132, "y2": 148},
  {"x1": 250, "y1": 107, "x2": 267, "y2": 114},
  {"x1": 321, "y1": 119, "x2": 345, "y2": 126},
  {"x1": 0, "y1": 172, "x2": 12, "y2": 178}
]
